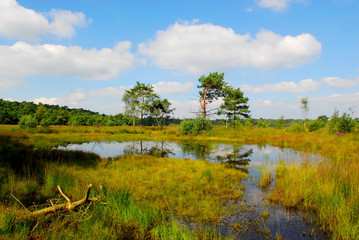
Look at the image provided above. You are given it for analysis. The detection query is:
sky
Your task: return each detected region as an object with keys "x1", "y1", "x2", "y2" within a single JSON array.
[{"x1": 0, "y1": 0, "x2": 358, "y2": 119}]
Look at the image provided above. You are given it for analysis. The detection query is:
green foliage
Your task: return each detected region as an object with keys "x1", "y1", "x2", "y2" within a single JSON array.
[
  {"x1": 287, "y1": 122, "x2": 306, "y2": 133},
  {"x1": 245, "y1": 118, "x2": 253, "y2": 127},
  {"x1": 180, "y1": 118, "x2": 213, "y2": 135},
  {"x1": 277, "y1": 116, "x2": 286, "y2": 128},
  {"x1": 150, "y1": 97, "x2": 174, "y2": 129},
  {"x1": 198, "y1": 72, "x2": 227, "y2": 118},
  {"x1": 307, "y1": 119, "x2": 326, "y2": 132},
  {"x1": 122, "y1": 82, "x2": 158, "y2": 126},
  {"x1": 257, "y1": 119, "x2": 269, "y2": 128},
  {"x1": 18, "y1": 115, "x2": 38, "y2": 128},
  {"x1": 218, "y1": 85, "x2": 250, "y2": 125},
  {"x1": 328, "y1": 110, "x2": 356, "y2": 133}
]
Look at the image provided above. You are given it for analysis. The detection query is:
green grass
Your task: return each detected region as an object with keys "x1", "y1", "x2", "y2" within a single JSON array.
[{"x1": 1, "y1": 125, "x2": 359, "y2": 239}]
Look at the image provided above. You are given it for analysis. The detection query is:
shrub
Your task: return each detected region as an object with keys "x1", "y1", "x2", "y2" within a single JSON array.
[
  {"x1": 327, "y1": 110, "x2": 356, "y2": 133},
  {"x1": 307, "y1": 120, "x2": 326, "y2": 132},
  {"x1": 18, "y1": 115, "x2": 37, "y2": 128},
  {"x1": 180, "y1": 118, "x2": 212, "y2": 135},
  {"x1": 257, "y1": 119, "x2": 269, "y2": 128},
  {"x1": 245, "y1": 118, "x2": 253, "y2": 127},
  {"x1": 287, "y1": 122, "x2": 306, "y2": 133}
]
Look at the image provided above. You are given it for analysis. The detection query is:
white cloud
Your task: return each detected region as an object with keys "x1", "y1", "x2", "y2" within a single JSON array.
[
  {"x1": 153, "y1": 81, "x2": 194, "y2": 95},
  {"x1": 33, "y1": 89, "x2": 87, "y2": 108},
  {"x1": 241, "y1": 79, "x2": 320, "y2": 93},
  {"x1": 139, "y1": 21, "x2": 321, "y2": 75},
  {"x1": 0, "y1": 0, "x2": 90, "y2": 41},
  {"x1": 0, "y1": 41, "x2": 134, "y2": 90},
  {"x1": 322, "y1": 77, "x2": 359, "y2": 88},
  {"x1": 256, "y1": 0, "x2": 290, "y2": 11},
  {"x1": 313, "y1": 92, "x2": 359, "y2": 104},
  {"x1": 89, "y1": 86, "x2": 130, "y2": 98}
]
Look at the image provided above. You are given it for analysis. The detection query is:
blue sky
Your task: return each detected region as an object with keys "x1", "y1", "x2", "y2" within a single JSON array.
[{"x1": 1, "y1": 0, "x2": 358, "y2": 119}]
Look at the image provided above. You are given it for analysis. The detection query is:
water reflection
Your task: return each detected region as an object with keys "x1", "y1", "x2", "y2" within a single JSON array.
[
  {"x1": 56, "y1": 140, "x2": 327, "y2": 239},
  {"x1": 56, "y1": 140, "x2": 323, "y2": 171}
]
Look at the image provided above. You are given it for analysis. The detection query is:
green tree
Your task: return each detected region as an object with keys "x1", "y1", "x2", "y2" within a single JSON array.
[
  {"x1": 198, "y1": 72, "x2": 227, "y2": 119},
  {"x1": 218, "y1": 86, "x2": 250, "y2": 128},
  {"x1": 35, "y1": 104, "x2": 47, "y2": 124},
  {"x1": 123, "y1": 82, "x2": 158, "y2": 126},
  {"x1": 150, "y1": 98, "x2": 175, "y2": 129},
  {"x1": 300, "y1": 97, "x2": 309, "y2": 127}
]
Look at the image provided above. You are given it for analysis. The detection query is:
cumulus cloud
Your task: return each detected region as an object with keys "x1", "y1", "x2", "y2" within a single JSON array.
[
  {"x1": 313, "y1": 92, "x2": 359, "y2": 104},
  {"x1": 153, "y1": 81, "x2": 194, "y2": 95},
  {"x1": 33, "y1": 89, "x2": 87, "y2": 108},
  {"x1": 89, "y1": 86, "x2": 130, "y2": 98},
  {"x1": 139, "y1": 21, "x2": 321, "y2": 75},
  {"x1": 322, "y1": 76, "x2": 359, "y2": 88},
  {"x1": 241, "y1": 79, "x2": 320, "y2": 93},
  {"x1": 256, "y1": 0, "x2": 290, "y2": 11},
  {"x1": 0, "y1": 0, "x2": 90, "y2": 41},
  {"x1": 0, "y1": 41, "x2": 134, "y2": 90}
]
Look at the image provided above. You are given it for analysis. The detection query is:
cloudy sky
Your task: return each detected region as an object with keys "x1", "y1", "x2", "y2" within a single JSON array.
[{"x1": 1, "y1": 0, "x2": 358, "y2": 119}]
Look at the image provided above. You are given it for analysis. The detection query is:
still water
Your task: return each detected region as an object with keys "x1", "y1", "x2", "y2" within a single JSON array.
[{"x1": 57, "y1": 140, "x2": 328, "y2": 239}]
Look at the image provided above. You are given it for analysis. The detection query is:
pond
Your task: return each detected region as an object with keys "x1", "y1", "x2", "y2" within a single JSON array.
[{"x1": 56, "y1": 140, "x2": 328, "y2": 239}]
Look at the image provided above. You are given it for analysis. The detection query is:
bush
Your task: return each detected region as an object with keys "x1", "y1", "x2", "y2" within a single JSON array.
[
  {"x1": 287, "y1": 122, "x2": 306, "y2": 133},
  {"x1": 327, "y1": 111, "x2": 356, "y2": 133},
  {"x1": 18, "y1": 115, "x2": 37, "y2": 128},
  {"x1": 180, "y1": 118, "x2": 213, "y2": 135},
  {"x1": 257, "y1": 119, "x2": 269, "y2": 128},
  {"x1": 307, "y1": 120, "x2": 326, "y2": 132},
  {"x1": 245, "y1": 118, "x2": 253, "y2": 127}
]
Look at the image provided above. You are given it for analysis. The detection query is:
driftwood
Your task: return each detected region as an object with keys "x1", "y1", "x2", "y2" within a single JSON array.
[{"x1": 11, "y1": 184, "x2": 102, "y2": 218}]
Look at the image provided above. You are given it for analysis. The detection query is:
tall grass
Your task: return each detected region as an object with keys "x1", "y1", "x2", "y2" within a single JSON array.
[
  {"x1": 0, "y1": 127, "x2": 246, "y2": 239},
  {"x1": 1, "y1": 125, "x2": 359, "y2": 239}
]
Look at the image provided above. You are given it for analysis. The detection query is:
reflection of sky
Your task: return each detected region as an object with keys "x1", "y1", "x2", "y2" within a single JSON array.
[{"x1": 56, "y1": 141, "x2": 324, "y2": 169}]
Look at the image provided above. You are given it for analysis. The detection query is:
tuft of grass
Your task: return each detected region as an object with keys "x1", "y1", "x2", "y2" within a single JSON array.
[{"x1": 258, "y1": 169, "x2": 271, "y2": 188}]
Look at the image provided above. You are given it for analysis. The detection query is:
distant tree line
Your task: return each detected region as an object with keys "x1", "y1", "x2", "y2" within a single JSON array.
[{"x1": 0, "y1": 99, "x2": 180, "y2": 127}]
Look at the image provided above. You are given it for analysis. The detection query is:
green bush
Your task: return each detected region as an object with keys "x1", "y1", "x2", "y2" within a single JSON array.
[
  {"x1": 287, "y1": 122, "x2": 306, "y2": 133},
  {"x1": 180, "y1": 118, "x2": 213, "y2": 135},
  {"x1": 257, "y1": 119, "x2": 269, "y2": 128},
  {"x1": 18, "y1": 115, "x2": 37, "y2": 128},
  {"x1": 245, "y1": 118, "x2": 253, "y2": 127},
  {"x1": 328, "y1": 111, "x2": 356, "y2": 133},
  {"x1": 307, "y1": 120, "x2": 326, "y2": 132}
]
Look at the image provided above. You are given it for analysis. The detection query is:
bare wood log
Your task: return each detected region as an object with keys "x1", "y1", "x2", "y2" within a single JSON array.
[
  {"x1": 30, "y1": 184, "x2": 100, "y2": 218},
  {"x1": 11, "y1": 184, "x2": 102, "y2": 218}
]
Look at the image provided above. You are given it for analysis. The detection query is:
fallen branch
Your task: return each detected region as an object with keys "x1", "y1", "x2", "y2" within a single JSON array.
[{"x1": 11, "y1": 184, "x2": 102, "y2": 218}]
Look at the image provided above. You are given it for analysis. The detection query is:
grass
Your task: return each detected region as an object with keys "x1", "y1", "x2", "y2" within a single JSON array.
[
  {"x1": 1, "y1": 124, "x2": 359, "y2": 239},
  {"x1": 258, "y1": 169, "x2": 271, "y2": 188},
  {"x1": 0, "y1": 126, "x2": 246, "y2": 239}
]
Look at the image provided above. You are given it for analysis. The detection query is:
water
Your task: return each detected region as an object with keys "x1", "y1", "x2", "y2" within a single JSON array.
[{"x1": 56, "y1": 140, "x2": 328, "y2": 239}]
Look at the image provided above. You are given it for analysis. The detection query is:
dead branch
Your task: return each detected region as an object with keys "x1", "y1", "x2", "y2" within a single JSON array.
[{"x1": 12, "y1": 184, "x2": 102, "y2": 218}]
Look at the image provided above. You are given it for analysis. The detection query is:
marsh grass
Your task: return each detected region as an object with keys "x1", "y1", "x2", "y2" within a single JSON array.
[
  {"x1": 1, "y1": 125, "x2": 359, "y2": 239},
  {"x1": 0, "y1": 126, "x2": 246, "y2": 239}
]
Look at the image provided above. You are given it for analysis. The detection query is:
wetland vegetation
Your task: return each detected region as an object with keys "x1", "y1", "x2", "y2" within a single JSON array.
[{"x1": 0, "y1": 123, "x2": 358, "y2": 239}]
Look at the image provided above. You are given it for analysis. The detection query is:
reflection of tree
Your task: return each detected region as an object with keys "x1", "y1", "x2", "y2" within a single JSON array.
[
  {"x1": 122, "y1": 141, "x2": 173, "y2": 157},
  {"x1": 180, "y1": 141, "x2": 214, "y2": 160},
  {"x1": 216, "y1": 148, "x2": 252, "y2": 172}
]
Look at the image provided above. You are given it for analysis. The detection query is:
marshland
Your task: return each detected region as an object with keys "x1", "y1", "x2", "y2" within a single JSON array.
[{"x1": 1, "y1": 120, "x2": 358, "y2": 239}]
